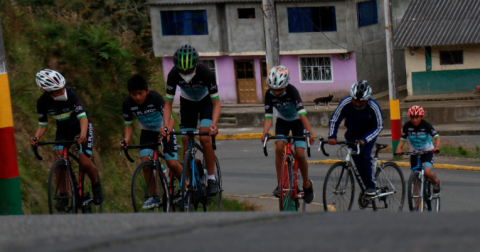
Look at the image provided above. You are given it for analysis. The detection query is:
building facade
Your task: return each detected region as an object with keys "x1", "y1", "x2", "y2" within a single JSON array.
[
  {"x1": 148, "y1": 0, "x2": 409, "y2": 104},
  {"x1": 394, "y1": 0, "x2": 480, "y2": 97}
]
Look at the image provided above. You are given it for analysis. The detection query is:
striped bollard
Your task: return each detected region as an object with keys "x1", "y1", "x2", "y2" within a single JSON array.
[{"x1": 390, "y1": 99, "x2": 401, "y2": 158}]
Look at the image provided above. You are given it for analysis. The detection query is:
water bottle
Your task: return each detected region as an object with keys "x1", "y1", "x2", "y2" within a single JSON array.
[{"x1": 161, "y1": 165, "x2": 170, "y2": 183}]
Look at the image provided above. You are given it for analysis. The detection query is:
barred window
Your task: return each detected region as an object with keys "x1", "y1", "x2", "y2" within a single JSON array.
[
  {"x1": 199, "y1": 59, "x2": 216, "y2": 73},
  {"x1": 300, "y1": 57, "x2": 332, "y2": 81}
]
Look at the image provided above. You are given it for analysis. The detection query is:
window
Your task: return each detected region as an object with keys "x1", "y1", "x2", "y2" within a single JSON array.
[
  {"x1": 300, "y1": 57, "x2": 332, "y2": 81},
  {"x1": 238, "y1": 8, "x2": 255, "y2": 19},
  {"x1": 357, "y1": 0, "x2": 378, "y2": 27},
  {"x1": 287, "y1": 7, "x2": 337, "y2": 33},
  {"x1": 161, "y1": 10, "x2": 208, "y2": 36},
  {"x1": 236, "y1": 61, "x2": 255, "y2": 79},
  {"x1": 199, "y1": 59, "x2": 216, "y2": 73},
  {"x1": 440, "y1": 51, "x2": 463, "y2": 65}
]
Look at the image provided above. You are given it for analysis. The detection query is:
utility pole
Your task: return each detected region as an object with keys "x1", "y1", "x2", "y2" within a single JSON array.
[
  {"x1": 383, "y1": 0, "x2": 401, "y2": 157},
  {"x1": 0, "y1": 15, "x2": 23, "y2": 215},
  {"x1": 262, "y1": 0, "x2": 280, "y2": 70}
]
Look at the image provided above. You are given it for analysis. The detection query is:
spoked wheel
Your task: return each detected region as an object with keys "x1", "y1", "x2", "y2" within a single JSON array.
[
  {"x1": 374, "y1": 162, "x2": 405, "y2": 212},
  {"x1": 279, "y1": 157, "x2": 296, "y2": 211},
  {"x1": 79, "y1": 170, "x2": 103, "y2": 213},
  {"x1": 48, "y1": 160, "x2": 76, "y2": 214},
  {"x1": 424, "y1": 180, "x2": 441, "y2": 212},
  {"x1": 195, "y1": 142, "x2": 223, "y2": 212},
  {"x1": 181, "y1": 152, "x2": 195, "y2": 212},
  {"x1": 407, "y1": 171, "x2": 424, "y2": 212},
  {"x1": 322, "y1": 162, "x2": 355, "y2": 212},
  {"x1": 131, "y1": 161, "x2": 170, "y2": 213},
  {"x1": 166, "y1": 174, "x2": 181, "y2": 212}
]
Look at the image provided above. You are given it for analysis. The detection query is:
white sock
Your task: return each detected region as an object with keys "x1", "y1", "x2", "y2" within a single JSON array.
[{"x1": 208, "y1": 175, "x2": 216, "y2": 181}]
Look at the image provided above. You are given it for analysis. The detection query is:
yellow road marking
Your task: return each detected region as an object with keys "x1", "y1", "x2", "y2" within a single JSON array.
[{"x1": 308, "y1": 159, "x2": 480, "y2": 171}]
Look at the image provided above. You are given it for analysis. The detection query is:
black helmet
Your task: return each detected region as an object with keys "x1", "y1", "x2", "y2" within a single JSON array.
[
  {"x1": 350, "y1": 79, "x2": 372, "y2": 101},
  {"x1": 173, "y1": 44, "x2": 199, "y2": 74}
]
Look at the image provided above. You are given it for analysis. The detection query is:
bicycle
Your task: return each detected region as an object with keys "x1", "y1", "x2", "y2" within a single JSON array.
[
  {"x1": 31, "y1": 137, "x2": 103, "y2": 214},
  {"x1": 319, "y1": 138, "x2": 405, "y2": 212},
  {"x1": 263, "y1": 133, "x2": 311, "y2": 212},
  {"x1": 120, "y1": 136, "x2": 175, "y2": 213},
  {"x1": 168, "y1": 130, "x2": 222, "y2": 212},
  {"x1": 397, "y1": 150, "x2": 440, "y2": 212}
]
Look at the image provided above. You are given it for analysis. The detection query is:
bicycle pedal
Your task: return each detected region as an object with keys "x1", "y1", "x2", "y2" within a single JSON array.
[{"x1": 82, "y1": 198, "x2": 93, "y2": 206}]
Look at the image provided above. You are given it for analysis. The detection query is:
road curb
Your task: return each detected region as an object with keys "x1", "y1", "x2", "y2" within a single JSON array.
[
  {"x1": 216, "y1": 133, "x2": 263, "y2": 140},
  {"x1": 308, "y1": 159, "x2": 480, "y2": 171}
]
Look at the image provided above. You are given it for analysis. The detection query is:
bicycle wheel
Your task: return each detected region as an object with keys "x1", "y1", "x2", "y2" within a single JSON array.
[
  {"x1": 279, "y1": 156, "x2": 296, "y2": 211},
  {"x1": 131, "y1": 161, "x2": 170, "y2": 213},
  {"x1": 374, "y1": 162, "x2": 405, "y2": 212},
  {"x1": 181, "y1": 151, "x2": 195, "y2": 212},
  {"x1": 48, "y1": 160, "x2": 76, "y2": 214},
  {"x1": 407, "y1": 171, "x2": 424, "y2": 212},
  {"x1": 195, "y1": 142, "x2": 223, "y2": 212},
  {"x1": 80, "y1": 170, "x2": 103, "y2": 214},
  {"x1": 322, "y1": 162, "x2": 355, "y2": 212}
]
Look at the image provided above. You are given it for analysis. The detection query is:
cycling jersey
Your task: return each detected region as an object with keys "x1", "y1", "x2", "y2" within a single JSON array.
[
  {"x1": 37, "y1": 86, "x2": 88, "y2": 130},
  {"x1": 166, "y1": 64, "x2": 219, "y2": 102},
  {"x1": 264, "y1": 84, "x2": 307, "y2": 121},
  {"x1": 123, "y1": 91, "x2": 166, "y2": 132},
  {"x1": 401, "y1": 120, "x2": 439, "y2": 151},
  {"x1": 328, "y1": 97, "x2": 383, "y2": 143}
]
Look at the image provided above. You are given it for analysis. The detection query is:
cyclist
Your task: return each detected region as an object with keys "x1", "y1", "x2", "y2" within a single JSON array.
[
  {"x1": 260, "y1": 65, "x2": 315, "y2": 203},
  {"x1": 160, "y1": 44, "x2": 221, "y2": 196},
  {"x1": 30, "y1": 69, "x2": 103, "y2": 209},
  {"x1": 395, "y1": 105, "x2": 441, "y2": 194},
  {"x1": 122, "y1": 74, "x2": 183, "y2": 209},
  {"x1": 328, "y1": 80, "x2": 383, "y2": 196}
]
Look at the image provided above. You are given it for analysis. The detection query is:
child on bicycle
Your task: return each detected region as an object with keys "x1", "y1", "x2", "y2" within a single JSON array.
[
  {"x1": 30, "y1": 69, "x2": 103, "y2": 209},
  {"x1": 395, "y1": 105, "x2": 441, "y2": 194},
  {"x1": 122, "y1": 74, "x2": 183, "y2": 209},
  {"x1": 260, "y1": 65, "x2": 315, "y2": 203}
]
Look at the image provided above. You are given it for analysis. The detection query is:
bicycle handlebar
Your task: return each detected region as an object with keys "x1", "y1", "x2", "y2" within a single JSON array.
[
  {"x1": 263, "y1": 132, "x2": 311, "y2": 158},
  {"x1": 318, "y1": 138, "x2": 361, "y2": 156},
  {"x1": 168, "y1": 130, "x2": 216, "y2": 151},
  {"x1": 120, "y1": 136, "x2": 168, "y2": 163},
  {"x1": 30, "y1": 137, "x2": 78, "y2": 161}
]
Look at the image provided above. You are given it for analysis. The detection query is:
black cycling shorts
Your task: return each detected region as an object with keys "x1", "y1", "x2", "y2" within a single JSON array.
[
  {"x1": 275, "y1": 118, "x2": 306, "y2": 148},
  {"x1": 179, "y1": 96, "x2": 213, "y2": 130},
  {"x1": 140, "y1": 129, "x2": 178, "y2": 160},
  {"x1": 53, "y1": 123, "x2": 93, "y2": 158},
  {"x1": 410, "y1": 152, "x2": 434, "y2": 169}
]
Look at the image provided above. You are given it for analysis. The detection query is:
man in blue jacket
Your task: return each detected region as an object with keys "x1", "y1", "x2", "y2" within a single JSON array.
[{"x1": 328, "y1": 80, "x2": 383, "y2": 195}]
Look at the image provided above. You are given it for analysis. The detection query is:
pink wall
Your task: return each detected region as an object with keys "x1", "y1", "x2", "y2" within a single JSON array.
[{"x1": 162, "y1": 53, "x2": 357, "y2": 104}]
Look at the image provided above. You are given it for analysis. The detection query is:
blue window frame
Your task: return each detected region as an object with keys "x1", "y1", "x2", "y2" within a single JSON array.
[
  {"x1": 161, "y1": 10, "x2": 208, "y2": 36},
  {"x1": 357, "y1": 0, "x2": 378, "y2": 27},
  {"x1": 287, "y1": 7, "x2": 337, "y2": 33}
]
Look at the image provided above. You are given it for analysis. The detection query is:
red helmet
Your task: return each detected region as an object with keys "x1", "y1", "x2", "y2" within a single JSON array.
[{"x1": 408, "y1": 105, "x2": 425, "y2": 117}]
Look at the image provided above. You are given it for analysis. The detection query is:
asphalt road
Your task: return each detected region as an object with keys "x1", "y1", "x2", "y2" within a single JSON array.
[
  {"x1": 1, "y1": 136, "x2": 480, "y2": 251},
  {"x1": 214, "y1": 137, "x2": 480, "y2": 212}
]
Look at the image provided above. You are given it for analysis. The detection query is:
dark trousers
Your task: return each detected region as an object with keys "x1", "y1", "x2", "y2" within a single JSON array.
[{"x1": 348, "y1": 137, "x2": 376, "y2": 189}]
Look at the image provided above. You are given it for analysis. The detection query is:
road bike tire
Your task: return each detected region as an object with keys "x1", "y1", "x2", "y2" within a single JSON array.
[
  {"x1": 279, "y1": 156, "x2": 296, "y2": 211},
  {"x1": 407, "y1": 171, "x2": 424, "y2": 212},
  {"x1": 322, "y1": 162, "x2": 355, "y2": 212},
  {"x1": 80, "y1": 170, "x2": 103, "y2": 214},
  {"x1": 194, "y1": 142, "x2": 223, "y2": 212},
  {"x1": 374, "y1": 162, "x2": 405, "y2": 212},
  {"x1": 424, "y1": 180, "x2": 433, "y2": 211},
  {"x1": 181, "y1": 151, "x2": 195, "y2": 212},
  {"x1": 131, "y1": 161, "x2": 170, "y2": 213},
  {"x1": 48, "y1": 160, "x2": 76, "y2": 214}
]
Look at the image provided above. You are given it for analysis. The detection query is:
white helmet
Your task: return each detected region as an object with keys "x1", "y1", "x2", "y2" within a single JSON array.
[
  {"x1": 350, "y1": 80, "x2": 372, "y2": 101},
  {"x1": 267, "y1": 65, "x2": 290, "y2": 89},
  {"x1": 35, "y1": 69, "x2": 66, "y2": 92}
]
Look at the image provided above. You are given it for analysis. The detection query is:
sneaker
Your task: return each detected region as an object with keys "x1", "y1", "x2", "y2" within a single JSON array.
[
  {"x1": 303, "y1": 180, "x2": 315, "y2": 203},
  {"x1": 365, "y1": 187, "x2": 378, "y2": 196},
  {"x1": 272, "y1": 186, "x2": 280, "y2": 197},
  {"x1": 92, "y1": 182, "x2": 104, "y2": 205},
  {"x1": 55, "y1": 194, "x2": 69, "y2": 210},
  {"x1": 433, "y1": 180, "x2": 441, "y2": 194},
  {"x1": 142, "y1": 196, "x2": 160, "y2": 209},
  {"x1": 207, "y1": 179, "x2": 219, "y2": 196}
]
